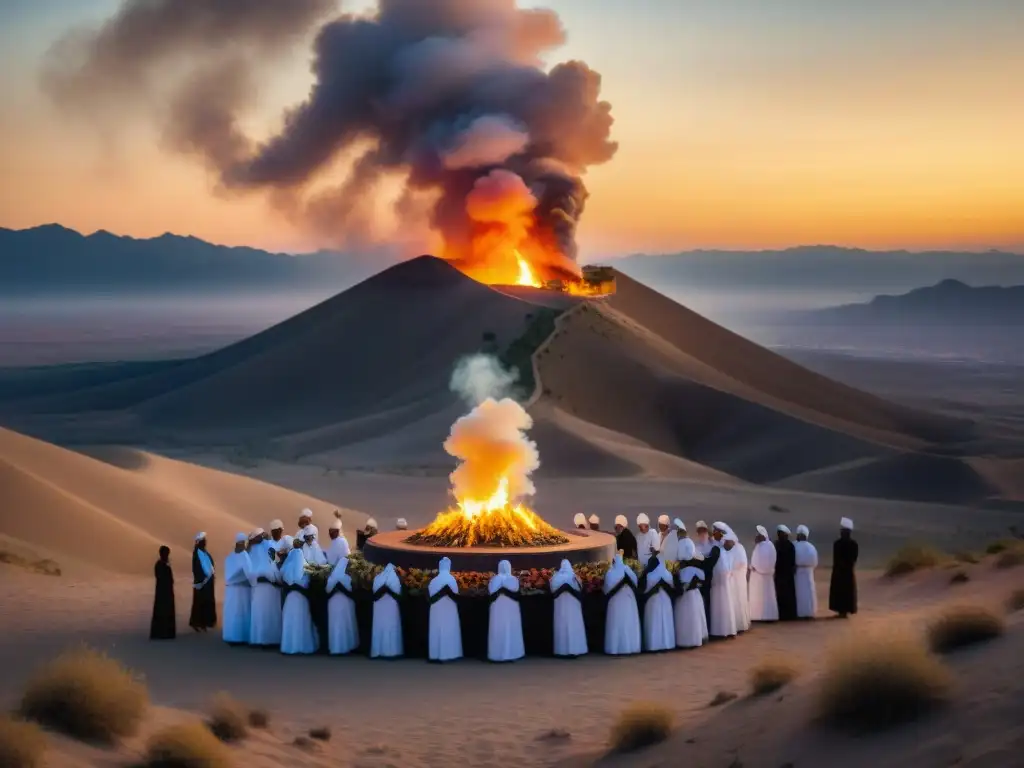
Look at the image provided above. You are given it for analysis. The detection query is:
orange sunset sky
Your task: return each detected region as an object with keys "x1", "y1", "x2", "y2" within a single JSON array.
[{"x1": 1, "y1": 0, "x2": 1022, "y2": 259}]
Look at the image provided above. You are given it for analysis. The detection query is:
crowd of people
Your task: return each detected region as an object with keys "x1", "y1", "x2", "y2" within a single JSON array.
[{"x1": 149, "y1": 509, "x2": 859, "y2": 663}]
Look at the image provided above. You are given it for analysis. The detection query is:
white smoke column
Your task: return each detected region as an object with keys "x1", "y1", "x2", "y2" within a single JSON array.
[{"x1": 446, "y1": 355, "x2": 539, "y2": 503}]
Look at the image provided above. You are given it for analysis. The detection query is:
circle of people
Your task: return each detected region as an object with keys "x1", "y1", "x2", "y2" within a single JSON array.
[{"x1": 174, "y1": 509, "x2": 858, "y2": 662}]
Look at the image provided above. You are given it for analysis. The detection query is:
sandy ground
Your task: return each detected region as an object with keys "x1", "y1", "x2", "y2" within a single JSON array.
[{"x1": 1, "y1": 557, "x2": 1020, "y2": 768}]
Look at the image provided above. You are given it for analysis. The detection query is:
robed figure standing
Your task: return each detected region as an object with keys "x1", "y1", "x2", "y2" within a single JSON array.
[
  {"x1": 613, "y1": 515, "x2": 638, "y2": 561},
  {"x1": 748, "y1": 526, "x2": 779, "y2": 622},
  {"x1": 829, "y1": 517, "x2": 859, "y2": 617},
  {"x1": 487, "y1": 560, "x2": 525, "y2": 662},
  {"x1": 603, "y1": 554, "x2": 641, "y2": 655},
  {"x1": 428, "y1": 557, "x2": 463, "y2": 662},
  {"x1": 371, "y1": 563, "x2": 404, "y2": 658},
  {"x1": 326, "y1": 555, "x2": 359, "y2": 655},
  {"x1": 222, "y1": 533, "x2": 253, "y2": 645},
  {"x1": 550, "y1": 559, "x2": 587, "y2": 657},
  {"x1": 150, "y1": 546, "x2": 176, "y2": 640},
  {"x1": 249, "y1": 535, "x2": 283, "y2": 647},
  {"x1": 189, "y1": 533, "x2": 217, "y2": 632},
  {"x1": 794, "y1": 525, "x2": 819, "y2": 619},
  {"x1": 280, "y1": 545, "x2": 318, "y2": 655},
  {"x1": 673, "y1": 538, "x2": 708, "y2": 648},
  {"x1": 640, "y1": 555, "x2": 676, "y2": 652},
  {"x1": 729, "y1": 535, "x2": 751, "y2": 632},
  {"x1": 709, "y1": 534, "x2": 738, "y2": 638},
  {"x1": 773, "y1": 525, "x2": 798, "y2": 621}
]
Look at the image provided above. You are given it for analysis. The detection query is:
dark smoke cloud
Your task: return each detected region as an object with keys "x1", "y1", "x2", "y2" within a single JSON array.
[{"x1": 43, "y1": 0, "x2": 618, "y2": 272}]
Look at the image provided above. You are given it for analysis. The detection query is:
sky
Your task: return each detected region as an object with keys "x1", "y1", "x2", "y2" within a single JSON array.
[{"x1": 0, "y1": 0, "x2": 1022, "y2": 259}]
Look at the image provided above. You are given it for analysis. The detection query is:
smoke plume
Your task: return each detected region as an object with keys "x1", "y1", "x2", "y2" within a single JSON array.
[
  {"x1": 447, "y1": 354, "x2": 538, "y2": 501},
  {"x1": 43, "y1": 0, "x2": 618, "y2": 278}
]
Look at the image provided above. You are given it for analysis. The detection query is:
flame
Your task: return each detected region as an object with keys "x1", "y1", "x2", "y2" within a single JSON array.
[
  {"x1": 515, "y1": 250, "x2": 541, "y2": 287},
  {"x1": 407, "y1": 476, "x2": 569, "y2": 548}
]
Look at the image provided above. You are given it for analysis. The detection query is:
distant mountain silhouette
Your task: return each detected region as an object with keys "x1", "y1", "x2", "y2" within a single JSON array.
[
  {"x1": 797, "y1": 280, "x2": 1024, "y2": 325},
  {"x1": 614, "y1": 246, "x2": 1024, "y2": 293},
  {"x1": 0, "y1": 224, "x2": 386, "y2": 295}
]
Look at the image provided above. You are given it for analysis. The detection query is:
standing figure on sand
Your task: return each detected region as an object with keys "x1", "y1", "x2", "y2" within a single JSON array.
[
  {"x1": 428, "y1": 557, "x2": 463, "y2": 662},
  {"x1": 773, "y1": 525, "x2": 798, "y2": 621},
  {"x1": 221, "y1": 533, "x2": 252, "y2": 645},
  {"x1": 613, "y1": 515, "x2": 638, "y2": 560},
  {"x1": 603, "y1": 554, "x2": 641, "y2": 655},
  {"x1": 748, "y1": 526, "x2": 779, "y2": 622},
  {"x1": 551, "y1": 559, "x2": 588, "y2": 657},
  {"x1": 673, "y1": 537, "x2": 708, "y2": 648},
  {"x1": 829, "y1": 517, "x2": 858, "y2": 618},
  {"x1": 189, "y1": 532, "x2": 216, "y2": 632},
  {"x1": 150, "y1": 546, "x2": 175, "y2": 640},
  {"x1": 794, "y1": 525, "x2": 819, "y2": 619}
]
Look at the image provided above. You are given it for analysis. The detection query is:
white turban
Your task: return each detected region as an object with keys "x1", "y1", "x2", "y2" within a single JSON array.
[
  {"x1": 396, "y1": 518, "x2": 408, "y2": 530},
  {"x1": 777, "y1": 524, "x2": 791, "y2": 534},
  {"x1": 636, "y1": 513, "x2": 650, "y2": 526},
  {"x1": 841, "y1": 517, "x2": 854, "y2": 530},
  {"x1": 269, "y1": 519, "x2": 283, "y2": 531},
  {"x1": 712, "y1": 521, "x2": 728, "y2": 533},
  {"x1": 234, "y1": 532, "x2": 247, "y2": 543},
  {"x1": 573, "y1": 513, "x2": 586, "y2": 526},
  {"x1": 250, "y1": 528, "x2": 265, "y2": 539},
  {"x1": 756, "y1": 525, "x2": 768, "y2": 538},
  {"x1": 796, "y1": 524, "x2": 810, "y2": 537},
  {"x1": 280, "y1": 535, "x2": 294, "y2": 550},
  {"x1": 194, "y1": 532, "x2": 206, "y2": 542},
  {"x1": 673, "y1": 518, "x2": 685, "y2": 530},
  {"x1": 657, "y1": 514, "x2": 670, "y2": 526},
  {"x1": 366, "y1": 518, "x2": 378, "y2": 529},
  {"x1": 301, "y1": 508, "x2": 313, "y2": 518},
  {"x1": 723, "y1": 529, "x2": 738, "y2": 544},
  {"x1": 614, "y1": 514, "x2": 627, "y2": 527},
  {"x1": 329, "y1": 519, "x2": 341, "y2": 531},
  {"x1": 588, "y1": 514, "x2": 600, "y2": 524},
  {"x1": 695, "y1": 520, "x2": 708, "y2": 530},
  {"x1": 308, "y1": 524, "x2": 319, "y2": 538},
  {"x1": 302, "y1": 525, "x2": 316, "y2": 539}
]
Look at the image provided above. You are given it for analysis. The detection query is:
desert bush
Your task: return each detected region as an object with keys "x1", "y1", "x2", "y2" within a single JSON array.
[
  {"x1": 0, "y1": 716, "x2": 46, "y2": 768},
  {"x1": 949, "y1": 570, "x2": 970, "y2": 585},
  {"x1": 885, "y1": 544, "x2": 945, "y2": 577},
  {"x1": 19, "y1": 647, "x2": 147, "y2": 743},
  {"x1": 749, "y1": 657, "x2": 799, "y2": 696},
  {"x1": 953, "y1": 551, "x2": 979, "y2": 565},
  {"x1": 995, "y1": 548, "x2": 1024, "y2": 569},
  {"x1": 815, "y1": 631, "x2": 950, "y2": 732},
  {"x1": 985, "y1": 539, "x2": 1015, "y2": 555},
  {"x1": 247, "y1": 708, "x2": 269, "y2": 729},
  {"x1": 1006, "y1": 589, "x2": 1024, "y2": 613},
  {"x1": 927, "y1": 605, "x2": 1005, "y2": 654},
  {"x1": 144, "y1": 722, "x2": 230, "y2": 768},
  {"x1": 309, "y1": 726, "x2": 332, "y2": 741},
  {"x1": 205, "y1": 693, "x2": 247, "y2": 743},
  {"x1": 609, "y1": 702, "x2": 673, "y2": 753}
]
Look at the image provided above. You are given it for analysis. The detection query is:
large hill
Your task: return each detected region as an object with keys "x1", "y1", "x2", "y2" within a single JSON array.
[{"x1": 0, "y1": 256, "x2": 1018, "y2": 504}]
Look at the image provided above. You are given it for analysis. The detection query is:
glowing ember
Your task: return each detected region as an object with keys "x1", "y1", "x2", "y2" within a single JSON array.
[{"x1": 515, "y1": 250, "x2": 541, "y2": 287}]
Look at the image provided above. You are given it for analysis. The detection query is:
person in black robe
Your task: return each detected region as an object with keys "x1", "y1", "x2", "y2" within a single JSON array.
[
  {"x1": 150, "y1": 546, "x2": 176, "y2": 640},
  {"x1": 613, "y1": 515, "x2": 638, "y2": 560},
  {"x1": 829, "y1": 518, "x2": 859, "y2": 618},
  {"x1": 774, "y1": 525, "x2": 798, "y2": 621},
  {"x1": 189, "y1": 533, "x2": 217, "y2": 632},
  {"x1": 356, "y1": 518, "x2": 378, "y2": 551}
]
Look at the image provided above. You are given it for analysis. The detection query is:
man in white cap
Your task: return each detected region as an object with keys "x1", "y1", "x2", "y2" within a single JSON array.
[
  {"x1": 829, "y1": 517, "x2": 858, "y2": 618},
  {"x1": 656, "y1": 515, "x2": 679, "y2": 564},
  {"x1": 588, "y1": 514, "x2": 601, "y2": 532},
  {"x1": 294, "y1": 509, "x2": 313, "y2": 541},
  {"x1": 267, "y1": 520, "x2": 285, "y2": 553},
  {"x1": 748, "y1": 526, "x2": 778, "y2": 622},
  {"x1": 709, "y1": 529, "x2": 738, "y2": 639},
  {"x1": 573, "y1": 513, "x2": 587, "y2": 529},
  {"x1": 325, "y1": 518, "x2": 351, "y2": 566},
  {"x1": 694, "y1": 521, "x2": 714, "y2": 558},
  {"x1": 357, "y1": 518, "x2": 378, "y2": 551},
  {"x1": 249, "y1": 529, "x2": 284, "y2": 648},
  {"x1": 729, "y1": 526, "x2": 751, "y2": 632},
  {"x1": 301, "y1": 525, "x2": 327, "y2": 566},
  {"x1": 774, "y1": 524, "x2": 797, "y2": 620},
  {"x1": 635, "y1": 513, "x2": 660, "y2": 566},
  {"x1": 189, "y1": 532, "x2": 217, "y2": 632},
  {"x1": 222, "y1": 534, "x2": 253, "y2": 645},
  {"x1": 613, "y1": 515, "x2": 637, "y2": 560},
  {"x1": 794, "y1": 525, "x2": 819, "y2": 619},
  {"x1": 247, "y1": 529, "x2": 269, "y2": 565},
  {"x1": 396, "y1": 518, "x2": 408, "y2": 531}
]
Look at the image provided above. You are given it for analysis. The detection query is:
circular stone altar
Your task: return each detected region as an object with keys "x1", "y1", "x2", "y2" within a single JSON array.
[{"x1": 362, "y1": 528, "x2": 617, "y2": 571}]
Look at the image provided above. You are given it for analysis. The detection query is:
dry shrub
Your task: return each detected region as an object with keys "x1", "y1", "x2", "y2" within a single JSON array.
[
  {"x1": 247, "y1": 709, "x2": 269, "y2": 729},
  {"x1": 815, "y1": 631, "x2": 950, "y2": 732},
  {"x1": 949, "y1": 570, "x2": 970, "y2": 585},
  {"x1": 885, "y1": 544, "x2": 944, "y2": 577},
  {"x1": 144, "y1": 722, "x2": 230, "y2": 768},
  {"x1": 985, "y1": 539, "x2": 1015, "y2": 555},
  {"x1": 205, "y1": 693, "x2": 247, "y2": 743},
  {"x1": 1006, "y1": 589, "x2": 1024, "y2": 613},
  {"x1": 953, "y1": 551, "x2": 979, "y2": 565},
  {"x1": 0, "y1": 716, "x2": 46, "y2": 768},
  {"x1": 995, "y1": 548, "x2": 1024, "y2": 569},
  {"x1": 927, "y1": 605, "x2": 1005, "y2": 654},
  {"x1": 609, "y1": 702, "x2": 673, "y2": 753},
  {"x1": 292, "y1": 736, "x2": 317, "y2": 752},
  {"x1": 19, "y1": 647, "x2": 147, "y2": 743},
  {"x1": 308, "y1": 726, "x2": 332, "y2": 742},
  {"x1": 750, "y1": 657, "x2": 799, "y2": 696}
]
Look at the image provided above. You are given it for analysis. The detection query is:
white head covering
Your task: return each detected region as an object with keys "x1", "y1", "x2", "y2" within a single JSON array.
[
  {"x1": 325, "y1": 556, "x2": 352, "y2": 591},
  {"x1": 372, "y1": 563, "x2": 401, "y2": 593},
  {"x1": 695, "y1": 520, "x2": 708, "y2": 530},
  {"x1": 644, "y1": 557, "x2": 673, "y2": 591},
  {"x1": 280, "y1": 548, "x2": 307, "y2": 585},
  {"x1": 603, "y1": 554, "x2": 638, "y2": 592},
  {"x1": 840, "y1": 517, "x2": 854, "y2": 530},
  {"x1": 614, "y1": 514, "x2": 628, "y2": 527},
  {"x1": 723, "y1": 529, "x2": 738, "y2": 544},
  {"x1": 573, "y1": 513, "x2": 586, "y2": 526},
  {"x1": 329, "y1": 519, "x2": 341, "y2": 531},
  {"x1": 234, "y1": 532, "x2": 247, "y2": 543},
  {"x1": 588, "y1": 514, "x2": 600, "y2": 524},
  {"x1": 756, "y1": 525, "x2": 768, "y2": 538},
  {"x1": 712, "y1": 521, "x2": 728, "y2": 533},
  {"x1": 550, "y1": 559, "x2": 580, "y2": 592},
  {"x1": 269, "y1": 519, "x2": 284, "y2": 531},
  {"x1": 309, "y1": 524, "x2": 319, "y2": 538},
  {"x1": 194, "y1": 532, "x2": 206, "y2": 542},
  {"x1": 250, "y1": 528, "x2": 265, "y2": 539},
  {"x1": 280, "y1": 534, "x2": 294, "y2": 551},
  {"x1": 428, "y1": 557, "x2": 458, "y2": 596},
  {"x1": 777, "y1": 524, "x2": 791, "y2": 535},
  {"x1": 396, "y1": 518, "x2": 408, "y2": 530},
  {"x1": 488, "y1": 560, "x2": 519, "y2": 593},
  {"x1": 657, "y1": 514, "x2": 670, "y2": 526},
  {"x1": 636, "y1": 513, "x2": 650, "y2": 526},
  {"x1": 796, "y1": 525, "x2": 810, "y2": 537},
  {"x1": 678, "y1": 537, "x2": 696, "y2": 560},
  {"x1": 366, "y1": 518, "x2": 378, "y2": 529},
  {"x1": 673, "y1": 518, "x2": 685, "y2": 531},
  {"x1": 301, "y1": 508, "x2": 313, "y2": 519},
  {"x1": 302, "y1": 525, "x2": 316, "y2": 540}
]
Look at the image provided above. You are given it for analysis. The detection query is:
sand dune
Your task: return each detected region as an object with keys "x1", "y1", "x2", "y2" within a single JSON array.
[{"x1": 0, "y1": 427, "x2": 361, "y2": 576}]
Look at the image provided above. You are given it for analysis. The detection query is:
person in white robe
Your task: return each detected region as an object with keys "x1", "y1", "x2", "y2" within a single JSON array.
[
  {"x1": 694, "y1": 521, "x2": 714, "y2": 558},
  {"x1": 550, "y1": 559, "x2": 587, "y2": 657},
  {"x1": 249, "y1": 531, "x2": 283, "y2": 647},
  {"x1": 222, "y1": 533, "x2": 252, "y2": 644},
  {"x1": 588, "y1": 514, "x2": 601, "y2": 531},
  {"x1": 748, "y1": 525, "x2": 779, "y2": 622},
  {"x1": 274, "y1": 535, "x2": 293, "y2": 565},
  {"x1": 635, "y1": 513, "x2": 660, "y2": 565},
  {"x1": 603, "y1": 554, "x2": 642, "y2": 655},
  {"x1": 325, "y1": 519, "x2": 350, "y2": 566},
  {"x1": 641, "y1": 555, "x2": 676, "y2": 652},
  {"x1": 326, "y1": 555, "x2": 359, "y2": 655},
  {"x1": 268, "y1": 519, "x2": 285, "y2": 549},
  {"x1": 428, "y1": 557, "x2": 463, "y2": 662},
  {"x1": 709, "y1": 531, "x2": 738, "y2": 638},
  {"x1": 674, "y1": 538, "x2": 708, "y2": 648},
  {"x1": 487, "y1": 560, "x2": 525, "y2": 662},
  {"x1": 573, "y1": 513, "x2": 587, "y2": 529},
  {"x1": 657, "y1": 515, "x2": 680, "y2": 564},
  {"x1": 794, "y1": 525, "x2": 819, "y2": 619},
  {"x1": 280, "y1": 544, "x2": 318, "y2": 655},
  {"x1": 301, "y1": 525, "x2": 327, "y2": 566},
  {"x1": 371, "y1": 563, "x2": 404, "y2": 658},
  {"x1": 729, "y1": 529, "x2": 752, "y2": 633},
  {"x1": 294, "y1": 508, "x2": 313, "y2": 541}
]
